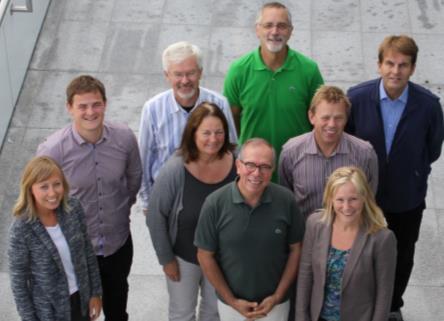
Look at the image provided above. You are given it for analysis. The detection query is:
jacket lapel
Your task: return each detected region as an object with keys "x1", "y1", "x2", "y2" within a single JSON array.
[
  {"x1": 30, "y1": 218, "x2": 65, "y2": 273},
  {"x1": 371, "y1": 79, "x2": 389, "y2": 160},
  {"x1": 390, "y1": 82, "x2": 418, "y2": 154},
  {"x1": 318, "y1": 222, "x2": 332, "y2": 287},
  {"x1": 342, "y1": 226, "x2": 368, "y2": 290},
  {"x1": 56, "y1": 207, "x2": 79, "y2": 268}
]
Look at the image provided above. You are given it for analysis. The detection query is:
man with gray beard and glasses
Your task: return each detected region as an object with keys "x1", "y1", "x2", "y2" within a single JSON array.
[
  {"x1": 138, "y1": 41, "x2": 237, "y2": 215},
  {"x1": 223, "y1": 2, "x2": 324, "y2": 183}
]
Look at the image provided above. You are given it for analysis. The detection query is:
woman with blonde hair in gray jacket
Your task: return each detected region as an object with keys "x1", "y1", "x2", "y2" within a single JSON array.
[
  {"x1": 296, "y1": 166, "x2": 396, "y2": 321},
  {"x1": 9, "y1": 156, "x2": 102, "y2": 321}
]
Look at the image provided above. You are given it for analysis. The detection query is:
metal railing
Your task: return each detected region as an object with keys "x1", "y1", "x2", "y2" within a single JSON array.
[{"x1": 1, "y1": 0, "x2": 33, "y2": 25}]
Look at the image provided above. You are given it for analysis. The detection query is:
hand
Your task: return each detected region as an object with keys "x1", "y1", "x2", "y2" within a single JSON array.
[
  {"x1": 89, "y1": 296, "x2": 102, "y2": 321},
  {"x1": 231, "y1": 299, "x2": 265, "y2": 319},
  {"x1": 143, "y1": 208, "x2": 148, "y2": 216},
  {"x1": 254, "y1": 295, "x2": 278, "y2": 317},
  {"x1": 163, "y1": 259, "x2": 180, "y2": 282}
]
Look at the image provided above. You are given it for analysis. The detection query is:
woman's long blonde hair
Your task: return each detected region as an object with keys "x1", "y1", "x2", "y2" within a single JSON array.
[
  {"x1": 13, "y1": 156, "x2": 70, "y2": 220},
  {"x1": 321, "y1": 166, "x2": 386, "y2": 234}
]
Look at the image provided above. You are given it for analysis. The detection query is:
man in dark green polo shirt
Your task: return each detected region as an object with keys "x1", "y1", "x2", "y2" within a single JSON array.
[
  {"x1": 195, "y1": 138, "x2": 304, "y2": 321},
  {"x1": 223, "y1": 2, "x2": 324, "y2": 182}
]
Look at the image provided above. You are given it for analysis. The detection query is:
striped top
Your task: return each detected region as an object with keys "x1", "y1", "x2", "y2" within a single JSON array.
[
  {"x1": 138, "y1": 87, "x2": 238, "y2": 208},
  {"x1": 279, "y1": 131, "x2": 378, "y2": 218}
]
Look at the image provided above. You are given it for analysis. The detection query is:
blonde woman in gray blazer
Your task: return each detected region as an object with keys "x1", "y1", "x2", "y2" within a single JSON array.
[
  {"x1": 8, "y1": 156, "x2": 102, "y2": 321},
  {"x1": 296, "y1": 166, "x2": 396, "y2": 321}
]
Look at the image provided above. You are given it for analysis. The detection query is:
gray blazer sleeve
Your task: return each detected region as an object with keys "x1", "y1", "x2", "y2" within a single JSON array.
[
  {"x1": 371, "y1": 230, "x2": 397, "y2": 321},
  {"x1": 295, "y1": 214, "x2": 317, "y2": 321},
  {"x1": 8, "y1": 221, "x2": 40, "y2": 321}
]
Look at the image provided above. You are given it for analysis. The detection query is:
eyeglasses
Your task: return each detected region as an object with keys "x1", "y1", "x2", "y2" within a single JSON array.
[
  {"x1": 170, "y1": 70, "x2": 200, "y2": 80},
  {"x1": 259, "y1": 22, "x2": 291, "y2": 31},
  {"x1": 240, "y1": 160, "x2": 273, "y2": 173}
]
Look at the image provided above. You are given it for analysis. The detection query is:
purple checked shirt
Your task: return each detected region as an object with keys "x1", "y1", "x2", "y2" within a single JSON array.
[{"x1": 37, "y1": 122, "x2": 142, "y2": 256}]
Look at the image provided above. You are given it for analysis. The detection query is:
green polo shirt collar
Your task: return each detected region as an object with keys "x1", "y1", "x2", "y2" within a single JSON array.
[
  {"x1": 231, "y1": 179, "x2": 273, "y2": 205},
  {"x1": 253, "y1": 46, "x2": 297, "y2": 72}
]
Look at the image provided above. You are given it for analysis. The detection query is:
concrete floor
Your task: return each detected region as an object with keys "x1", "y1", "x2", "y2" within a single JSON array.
[{"x1": 1, "y1": 0, "x2": 444, "y2": 320}]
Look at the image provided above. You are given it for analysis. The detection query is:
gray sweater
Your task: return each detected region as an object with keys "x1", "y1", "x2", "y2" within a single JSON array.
[
  {"x1": 147, "y1": 154, "x2": 186, "y2": 265},
  {"x1": 9, "y1": 198, "x2": 102, "y2": 321}
]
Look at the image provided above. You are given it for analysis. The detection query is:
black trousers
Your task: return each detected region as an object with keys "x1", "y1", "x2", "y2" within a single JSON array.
[
  {"x1": 287, "y1": 282, "x2": 296, "y2": 321},
  {"x1": 97, "y1": 234, "x2": 133, "y2": 321},
  {"x1": 70, "y1": 291, "x2": 89, "y2": 321},
  {"x1": 385, "y1": 202, "x2": 424, "y2": 311}
]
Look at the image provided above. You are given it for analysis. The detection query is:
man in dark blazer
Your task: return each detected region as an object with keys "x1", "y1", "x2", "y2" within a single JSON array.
[{"x1": 347, "y1": 35, "x2": 444, "y2": 321}]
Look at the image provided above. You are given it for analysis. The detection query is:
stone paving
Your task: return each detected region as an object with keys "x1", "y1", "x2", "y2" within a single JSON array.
[{"x1": 0, "y1": 0, "x2": 443, "y2": 320}]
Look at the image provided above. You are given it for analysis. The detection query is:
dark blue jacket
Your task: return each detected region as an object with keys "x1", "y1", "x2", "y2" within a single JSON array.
[{"x1": 347, "y1": 79, "x2": 444, "y2": 212}]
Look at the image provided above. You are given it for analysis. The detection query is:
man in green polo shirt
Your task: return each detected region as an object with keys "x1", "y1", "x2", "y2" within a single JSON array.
[
  {"x1": 223, "y1": 2, "x2": 324, "y2": 181},
  {"x1": 195, "y1": 138, "x2": 304, "y2": 321}
]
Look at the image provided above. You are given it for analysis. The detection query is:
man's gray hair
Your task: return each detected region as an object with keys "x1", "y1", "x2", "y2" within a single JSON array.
[
  {"x1": 238, "y1": 138, "x2": 276, "y2": 168},
  {"x1": 255, "y1": 2, "x2": 292, "y2": 27},
  {"x1": 162, "y1": 41, "x2": 203, "y2": 72}
]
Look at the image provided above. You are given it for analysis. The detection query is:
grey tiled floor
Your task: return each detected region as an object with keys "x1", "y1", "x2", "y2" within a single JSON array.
[{"x1": 1, "y1": 0, "x2": 444, "y2": 320}]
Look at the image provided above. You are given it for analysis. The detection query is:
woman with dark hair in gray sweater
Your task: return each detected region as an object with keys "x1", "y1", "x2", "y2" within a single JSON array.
[{"x1": 147, "y1": 102, "x2": 237, "y2": 321}]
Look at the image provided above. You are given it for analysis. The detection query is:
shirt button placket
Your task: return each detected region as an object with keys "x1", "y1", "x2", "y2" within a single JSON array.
[{"x1": 93, "y1": 145, "x2": 104, "y2": 231}]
